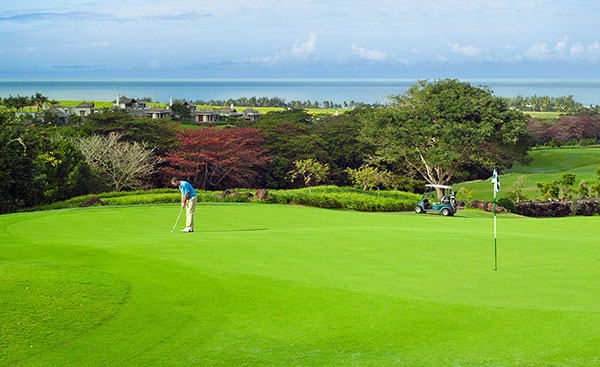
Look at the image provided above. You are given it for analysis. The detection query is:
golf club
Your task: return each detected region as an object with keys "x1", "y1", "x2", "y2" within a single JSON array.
[{"x1": 171, "y1": 207, "x2": 183, "y2": 233}]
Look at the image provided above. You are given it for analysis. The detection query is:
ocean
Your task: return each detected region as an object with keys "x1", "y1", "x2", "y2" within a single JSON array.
[{"x1": 1, "y1": 79, "x2": 600, "y2": 106}]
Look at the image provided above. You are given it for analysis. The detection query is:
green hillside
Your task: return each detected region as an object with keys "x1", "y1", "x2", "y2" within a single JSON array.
[{"x1": 455, "y1": 146, "x2": 600, "y2": 201}]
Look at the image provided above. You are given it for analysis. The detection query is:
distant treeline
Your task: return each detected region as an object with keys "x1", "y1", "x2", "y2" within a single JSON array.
[
  {"x1": 191, "y1": 96, "x2": 384, "y2": 109},
  {"x1": 502, "y1": 94, "x2": 597, "y2": 112}
]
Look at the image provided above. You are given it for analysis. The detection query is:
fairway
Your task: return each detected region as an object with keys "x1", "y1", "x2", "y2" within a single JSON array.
[{"x1": 2, "y1": 204, "x2": 600, "y2": 366}]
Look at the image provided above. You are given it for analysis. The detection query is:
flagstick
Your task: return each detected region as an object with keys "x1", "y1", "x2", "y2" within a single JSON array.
[
  {"x1": 494, "y1": 191, "x2": 497, "y2": 271},
  {"x1": 493, "y1": 165, "x2": 498, "y2": 271}
]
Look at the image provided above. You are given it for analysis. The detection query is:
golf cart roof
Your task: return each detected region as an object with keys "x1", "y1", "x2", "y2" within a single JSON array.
[{"x1": 425, "y1": 184, "x2": 453, "y2": 189}]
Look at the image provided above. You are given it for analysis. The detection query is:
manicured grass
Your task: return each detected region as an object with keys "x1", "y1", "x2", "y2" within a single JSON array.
[
  {"x1": 524, "y1": 111, "x2": 564, "y2": 119},
  {"x1": 55, "y1": 100, "x2": 114, "y2": 109},
  {"x1": 2, "y1": 204, "x2": 600, "y2": 366},
  {"x1": 456, "y1": 146, "x2": 600, "y2": 201},
  {"x1": 195, "y1": 105, "x2": 343, "y2": 115},
  {"x1": 48, "y1": 101, "x2": 345, "y2": 115}
]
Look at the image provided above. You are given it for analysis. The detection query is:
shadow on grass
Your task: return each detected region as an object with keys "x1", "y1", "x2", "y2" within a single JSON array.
[
  {"x1": 501, "y1": 258, "x2": 600, "y2": 270},
  {"x1": 201, "y1": 228, "x2": 269, "y2": 233}
]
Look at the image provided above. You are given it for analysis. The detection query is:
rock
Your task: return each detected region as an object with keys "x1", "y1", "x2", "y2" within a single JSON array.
[
  {"x1": 244, "y1": 192, "x2": 254, "y2": 199},
  {"x1": 515, "y1": 199, "x2": 573, "y2": 217},
  {"x1": 255, "y1": 189, "x2": 268, "y2": 201},
  {"x1": 469, "y1": 200, "x2": 505, "y2": 213},
  {"x1": 79, "y1": 196, "x2": 106, "y2": 207},
  {"x1": 470, "y1": 200, "x2": 487, "y2": 211},
  {"x1": 215, "y1": 193, "x2": 225, "y2": 199},
  {"x1": 574, "y1": 198, "x2": 599, "y2": 216},
  {"x1": 228, "y1": 191, "x2": 241, "y2": 198}
]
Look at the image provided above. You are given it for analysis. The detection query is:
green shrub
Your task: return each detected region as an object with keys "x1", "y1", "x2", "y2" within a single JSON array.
[
  {"x1": 497, "y1": 198, "x2": 516, "y2": 213},
  {"x1": 22, "y1": 186, "x2": 420, "y2": 213},
  {"x1": 269, "y1": 186, "x2": 420, "y2": 212}
]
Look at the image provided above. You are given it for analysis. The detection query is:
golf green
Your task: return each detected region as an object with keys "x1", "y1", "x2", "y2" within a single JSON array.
[{"x1": 1, "y1": 204, "x2": 599, "y2": 366}]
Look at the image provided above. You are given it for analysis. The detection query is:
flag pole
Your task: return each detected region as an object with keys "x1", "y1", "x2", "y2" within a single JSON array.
[{"x1": 493, "y1": 166, "x2": 498, "y2": 271}]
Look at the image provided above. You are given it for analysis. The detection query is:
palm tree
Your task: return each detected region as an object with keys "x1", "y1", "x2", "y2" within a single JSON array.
[{"x1": 31, "y1": 93, "x2": 49, "y2": 112}]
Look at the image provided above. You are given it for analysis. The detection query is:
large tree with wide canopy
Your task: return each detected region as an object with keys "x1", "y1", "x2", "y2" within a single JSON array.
[{"x1": 363, "y1": 79, "x2": 530, "y2": 197}]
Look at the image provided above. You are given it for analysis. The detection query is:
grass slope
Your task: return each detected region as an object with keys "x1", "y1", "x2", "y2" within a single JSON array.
[
  {"x1": 456, "y1": 146, "x2": 600, "y2": 201},
  {"x1": 2, "y1": 204, "x2": 600, "y2": 366}
]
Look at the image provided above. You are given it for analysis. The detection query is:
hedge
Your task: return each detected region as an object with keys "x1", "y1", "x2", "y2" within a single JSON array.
[{"x1": 20, "y1": 186, "x2": 421, "y2": 213}]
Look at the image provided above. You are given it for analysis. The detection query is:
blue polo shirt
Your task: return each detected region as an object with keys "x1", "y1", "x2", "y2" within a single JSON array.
[{"x1": 178, "y1": 180, "x2": 196, "y2": 198}]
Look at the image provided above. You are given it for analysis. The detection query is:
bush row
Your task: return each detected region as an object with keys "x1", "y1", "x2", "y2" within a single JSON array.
[
  {"x1": 269, "y1": 187, "x2": 421, "y2": 212},
  {"x1": 21, "y1": 186, "x2": 420, "y2": 213}
]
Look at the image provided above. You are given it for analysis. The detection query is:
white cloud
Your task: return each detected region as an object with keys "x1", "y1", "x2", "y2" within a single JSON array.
[
  {"x1": 91, "y1": 41, "x2": 110, "y2": 47},
  {"x1": 570, "y1": 42, "x2": 585, "y2": 57},
  {"x1": 588, "y1": 42, "x2": 600, "y2": 56},
  {"x1": 436, "y1": 55, "x2": 448, "y2": 62},
  {"x1": 524, "y1": 42, "x2": 550, "y2": 60},
  {"x1": 250, "y1": 33, "x2": 318, "y2": 64},
  {"x1": 291, "y1": 33, "x2": 317, "y2": 59},
  {"x1": 449, "y1": 42, "x2": 481, "y2": 57},
  {"x1": 350, "y1": 44, "x2": 387, "y2": 61},
  {"x1": 149, "y1": 59, "x2": 160, "y2": 68},
  {"x1": 554, "y1": 36, "x2": 569, "y2": 53}
]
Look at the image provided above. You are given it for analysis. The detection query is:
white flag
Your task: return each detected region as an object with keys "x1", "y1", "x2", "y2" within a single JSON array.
[{"x1": 491, "y1": 168, "x2": 500, "y2": 197}]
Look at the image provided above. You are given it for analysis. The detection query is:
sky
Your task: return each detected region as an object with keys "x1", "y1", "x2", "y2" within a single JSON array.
[{"x1": 1, "y1": 0, "x2": 600, "y2": 79}]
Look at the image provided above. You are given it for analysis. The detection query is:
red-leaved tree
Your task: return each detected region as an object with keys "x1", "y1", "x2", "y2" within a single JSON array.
[{"x1": 162, "y1": 127, "x2": 270, "y2": 190}]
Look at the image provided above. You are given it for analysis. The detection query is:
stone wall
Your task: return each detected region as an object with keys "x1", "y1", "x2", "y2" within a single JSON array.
[{"x1": 470, "y1": 198, "x2": 600, "y2": 218}]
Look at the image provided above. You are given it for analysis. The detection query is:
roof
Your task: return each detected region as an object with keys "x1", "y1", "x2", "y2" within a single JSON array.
[
  {"x1": 46, "y1": 107, "x2": 68, "y2": 116},
  {"x1": 425, "y1": 184, "x2": 453, "y2": 189},
  {"x1": 76, "y1": 102, "x2": 94, "y2": 108},
  {"x1": 113, "y1": 97, "x2": 135, "y2": 104},
  {"x1": 147, "y1": 106, "x2": 170, "y2": 112},
  {"x1": 196, "y1": 110, "x2": 219, "y2": 115},
  {"x1": 243, "y1": 108, "x2": 260, "y2": 114}
]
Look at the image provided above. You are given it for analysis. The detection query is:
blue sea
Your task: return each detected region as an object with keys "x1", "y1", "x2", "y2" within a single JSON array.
[{"x1": 1, "y1": 79, "x2": 600, "y2": 106}]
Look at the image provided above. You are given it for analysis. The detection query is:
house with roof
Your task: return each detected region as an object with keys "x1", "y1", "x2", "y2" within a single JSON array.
[
  {"x1": 241, "y1": 108, "x2": 261, "y2": 121},
  {"x1": 52, "y1": 102, "x2": 96, "y2": 117},
  {"x1": 113, "y1": 95, "x2": 147, "y2": 110},
  {"x1": 194, "y1": 109, "x2": 220, "y2": 122},
  {"x1": 191, "y1": 104, "x2": 262, "y2": 123},
  {"x1": 144, "y1": 106, "x2": 172, "y2": 119}
]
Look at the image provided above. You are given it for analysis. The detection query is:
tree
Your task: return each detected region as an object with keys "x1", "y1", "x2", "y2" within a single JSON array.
[
  {"x1": 0, "y1": 125, "x2": 44, "y2": 213},
  {"x1": 536, "y1": 173, "x2": 577, "y2": 200},
  {"x1": 505, "y1": 175, "x2": 529, "y2": 203},
  {"x1": 31, "y1": 93, "x2": 49, "y2": 112},
  {"x1": 363, "y1": 79, "x2": 530, "y2": 198},
  {"x1": 264, "y1": 156, "x2": 290, "y2": 189},
  {"x1": 590, "y1": 168, "x2": 600, "y2": 198},
  {"x1": 313, "y1": 113, "x2": 375, "y2": 185},
  {"x1": 34, "y1": 137, "x2": 102, "y2": 202},
  {"x1": 345, "y1": 165, "x2": 394, "y2": 195},
  {"x1": 82, "y1": 111, "x2": 176, "y2": 155},
  {"x1": 170, "y1": 103, "x2": 192, "y2": 120},
  {"x1": 162, "y1": 127, "x2": 270, "y2": 190},
  {"x1": 72, "y1": 132, "x2": 162, "y2": 191},
  {"x1": 289, "y1": 159, "x2": 329, "y2": 193},
  {"x1": 0, "y1": 121, "x2": 100, "y2": 212}
]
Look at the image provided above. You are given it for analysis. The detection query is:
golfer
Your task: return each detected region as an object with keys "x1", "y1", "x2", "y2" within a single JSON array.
[{"x1": 171, "y1": 177, "x2": 197, "y2": 233}]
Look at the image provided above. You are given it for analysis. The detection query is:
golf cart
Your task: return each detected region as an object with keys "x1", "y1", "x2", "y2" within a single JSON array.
[{"x1": 415, "y1": 184, "x2": 457, "y2": 216}]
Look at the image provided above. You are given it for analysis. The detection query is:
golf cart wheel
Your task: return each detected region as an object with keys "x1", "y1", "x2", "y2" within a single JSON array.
[
  {"x1": 441, "y1": 208, "x2": 450, "y2": 216},
  {"x1": 415, "y1": 206, "x2": 423, "y2": 214}
]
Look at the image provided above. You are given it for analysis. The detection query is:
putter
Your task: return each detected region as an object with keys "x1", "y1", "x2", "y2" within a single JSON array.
[{"x1": 170, "y1": 207, "x2": 183, "y2": 233}]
